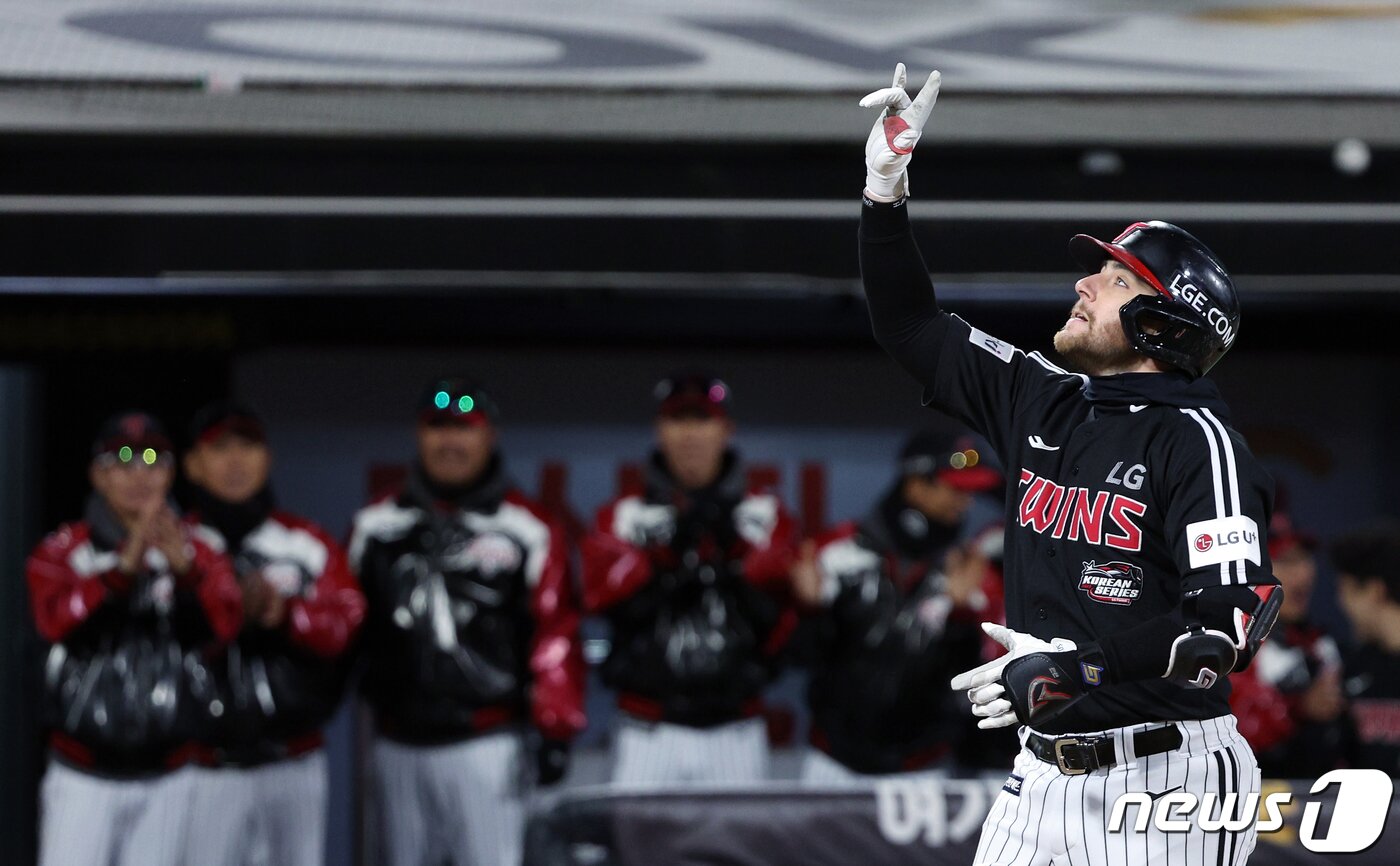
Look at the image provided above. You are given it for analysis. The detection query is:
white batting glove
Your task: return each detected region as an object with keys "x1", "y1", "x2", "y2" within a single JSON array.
[
  {"x1": 950, "y1": 623, "x2": 1077, "y2": 729},
  {"x1": 861, "y1": 62, "x2": 941, "y2": 201}
]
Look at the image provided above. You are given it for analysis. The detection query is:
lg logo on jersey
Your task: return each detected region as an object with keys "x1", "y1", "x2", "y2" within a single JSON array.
[
  {"x1": 1194, "y1": 529, "x2": 1254, "y2": 553},
  {"x1": 1109, "y1": 770, "x2": 1393, "y2": 853},
  {"x1": 1186, "y1": 516, "x2": 1262, "y2": 569},
  {"x1": 1105, "y1": 461, "x2": 1146, "y2": 491},
  {"x1": 1017, "y1": 469, "x2": 1147, "y2": 551}
]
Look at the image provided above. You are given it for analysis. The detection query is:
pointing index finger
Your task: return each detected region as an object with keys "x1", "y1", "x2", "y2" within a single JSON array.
[
  {"x1": 902, "y1": 70, "x2": 942, "y2": 132},
  {"x1": 981, "y1": 621, "x2": 1016, "y2": 651}
]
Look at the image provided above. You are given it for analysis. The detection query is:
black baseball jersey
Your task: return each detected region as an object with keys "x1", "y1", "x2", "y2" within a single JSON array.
[
  {"x1": 861, "y1": 200, "x2": 1276, "y2": 734},
  {"x1": 1343, "y1": 644, "x2": 1400, "y2": 775}
]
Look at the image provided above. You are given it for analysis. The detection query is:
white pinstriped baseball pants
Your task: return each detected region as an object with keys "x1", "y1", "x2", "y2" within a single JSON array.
[
  {"x1": 612, "y1": 716, "x2": 769, "y2": 785},
  {"x1": 184, "y1": 750, "x2": 327, "y2": 866},
  {"x1": 371, "y1": 732, "x2": 527, "y2": 866},
  {"x1": 38, "y1": 761, "x2": 194, "y2": 866},
  {"x1": 973, "y1": 715, "x2": 1261, "y2": 866}
]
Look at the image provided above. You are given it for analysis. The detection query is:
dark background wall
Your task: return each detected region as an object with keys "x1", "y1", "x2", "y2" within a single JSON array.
[{"x1": 4, "y1": 126, "x2": 1399, "y2": 865}]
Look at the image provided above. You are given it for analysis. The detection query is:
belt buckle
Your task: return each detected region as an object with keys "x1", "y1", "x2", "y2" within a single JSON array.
[{"x1": 1052, "y1": 737, "x2": 1096, "y2": 775}]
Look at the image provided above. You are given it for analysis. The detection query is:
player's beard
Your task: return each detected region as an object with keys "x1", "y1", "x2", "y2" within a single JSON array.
[{"x1": 1053, "y1": 312, "x2": 1141, "y2": 376}]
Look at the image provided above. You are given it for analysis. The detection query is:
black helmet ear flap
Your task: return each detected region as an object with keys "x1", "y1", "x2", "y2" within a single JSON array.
[{"x1": 1120, "y1": 295, "x2": 1225, "y2": 379}]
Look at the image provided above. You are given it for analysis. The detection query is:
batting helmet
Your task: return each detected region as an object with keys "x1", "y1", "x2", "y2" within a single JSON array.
[{"x1": 1069, "y1": 221, "x2": 1240, "y2": 378}]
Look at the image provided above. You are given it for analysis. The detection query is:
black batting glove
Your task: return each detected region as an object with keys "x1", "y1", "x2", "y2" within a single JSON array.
[{"x1": 999, "y1": 645, "x2": 1108, "y2": 729}]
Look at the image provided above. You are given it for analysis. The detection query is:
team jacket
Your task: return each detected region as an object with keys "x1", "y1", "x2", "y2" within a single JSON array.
[
  {"x1": 1229, "y1": 619, "x2": 1350, "y2": 778},
  {"x1": 802, "y1": 493, "x2": 986, "y2": 774},
  {"x1": 1343, "y1": 643, "x2": 1400, "y2": 775},
  {"x1": 861, "y1": 200, "x2": 1276, "y2": 734},
  {"x1": 350, "y1": 459, "x2": 586, "y2": 745},
  {"x1": 26, "y1": 495, "x2": 243, "y2": 775},
  {"x1": 581, "y1": 450, "x2": 798, "y2": 726},
  {"x1": 187, "y1": 501, "x2": 366, "y2": 765}
]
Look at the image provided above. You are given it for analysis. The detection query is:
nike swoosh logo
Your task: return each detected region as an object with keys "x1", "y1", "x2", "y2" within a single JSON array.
[
  {"x1": 1147, "y1": 786, "x2": 1183, "y2": 801},
  {"x1": 1027, "y1": 435, "x2": 1060, "y2": 451},
  {"x1": 1129, "y1": 404, "x2": 1148, "y2": 413}
]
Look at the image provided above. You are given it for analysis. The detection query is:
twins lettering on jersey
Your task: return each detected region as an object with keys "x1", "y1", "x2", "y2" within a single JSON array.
[{"x1": 1017, "y1": 468, "x2": 1146, "y2": 552}]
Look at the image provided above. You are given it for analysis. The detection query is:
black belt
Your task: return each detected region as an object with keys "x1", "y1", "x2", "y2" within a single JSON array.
[{"x1": 1027, "y1": 724, "x2": 1182, "y2": 775}]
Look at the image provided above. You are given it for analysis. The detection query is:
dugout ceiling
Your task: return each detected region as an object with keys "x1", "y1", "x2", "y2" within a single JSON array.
[{"x1": 1, "y1": 0, "x2": 1400, "y2": 349}]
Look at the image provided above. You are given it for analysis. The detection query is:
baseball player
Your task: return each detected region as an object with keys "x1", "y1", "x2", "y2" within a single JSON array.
[
  {"x1": 1330, "y1": 520, "x2": 1400, "y2": 775},
  {"x1": 26, "y1": 412, "x2": 242, "y2": 866},
  {"x1": 792, "y1": 430, "x2": 1001, "y2": 783},
  {"x1": 351, "y1": 377, "x2": 586, "y2": 866},
  {"x1": 180, "y1": 402, "x2": 366, "y2": 866},
  {"x1": 581, "y1": 372, "x2": 798, "y2": 784},
  {"x1": 859, "y1": 64, "x2": 1281, "y2": 865}
]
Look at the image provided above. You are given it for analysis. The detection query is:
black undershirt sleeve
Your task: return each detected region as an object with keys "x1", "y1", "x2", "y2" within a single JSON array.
[
  {"x1": 1097, "y1": 609, "x2": 1187, "y2": 683},
  {"x1": 1095, "y1": 583, "x2": 1271, "y2": 683},
  {"x1": 859, "y1": 198, "x2": 947, "y2": 387}
]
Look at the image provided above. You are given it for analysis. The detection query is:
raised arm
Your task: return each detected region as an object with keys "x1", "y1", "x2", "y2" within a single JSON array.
[{"x1": 859, "y1": 63, "x2": 948, "y2": 386}]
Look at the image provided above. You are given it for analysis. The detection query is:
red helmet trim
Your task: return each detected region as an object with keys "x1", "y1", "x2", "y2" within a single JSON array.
[{"x1": 1080, "y1": 236, "x2": 1173, "y2": 300}]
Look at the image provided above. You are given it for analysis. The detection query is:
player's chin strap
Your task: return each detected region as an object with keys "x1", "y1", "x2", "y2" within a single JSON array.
[
  {"x1": 999, "y1": 583, "x2": 1283, "y2": 728},
  {"x1": 1163, "y1": 584, "x2": 1283, "y2": 690}
]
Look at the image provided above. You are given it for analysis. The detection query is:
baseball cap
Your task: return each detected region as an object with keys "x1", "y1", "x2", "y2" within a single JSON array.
[
  {"x1": 418, "y1": 377, "x2": 499, "y2": 427},
  {"x1": 899, "y1": 430, "x2": 1002, "y2": 493},
  {"x1": 92, "y1": 411, "x2": 174, "y2": 464},
  {"x1": 189, "y1": 400, "x2": 267, "y2": 447},
  {"x1": 1268, "y1": 511, "x2": 1317, "y2": 559},
  {"x1": 655, "y1": 372, "x2": 731, "y2": 419}
]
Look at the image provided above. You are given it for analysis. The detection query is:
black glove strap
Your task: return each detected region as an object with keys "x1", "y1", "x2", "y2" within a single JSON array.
[{"x1": 1001, "y1": 645, "x2": 1108, "y2": 728}]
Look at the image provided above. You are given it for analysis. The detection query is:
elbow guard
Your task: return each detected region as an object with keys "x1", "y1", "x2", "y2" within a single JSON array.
[{"x1": 1163, "y1": 584, "x2": 1283, "y2": 690}]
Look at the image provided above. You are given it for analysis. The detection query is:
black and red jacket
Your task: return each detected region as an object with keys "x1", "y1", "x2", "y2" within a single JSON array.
[
  {"x1": 26, "y1": 496, "x2": 242, "y2": 776},
  {"x1": 582, "y1": 450, "x2": 798, "y2": 727},
  {"x1": 802, "y1": 490, "x2": 988, "y2": 774},
  {"x1": 350, "y1": 459, "x2": 586, "y2": 745},
  {"x1": 186, "y1": 491, "x2": 366, "y2": 766},
  {"x1": 1344, "y1": 641, "x2": 1400, "y2": 775},
  {"x1": 1229, "y1": 618, "x2": 1351, "y2": 777}
]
